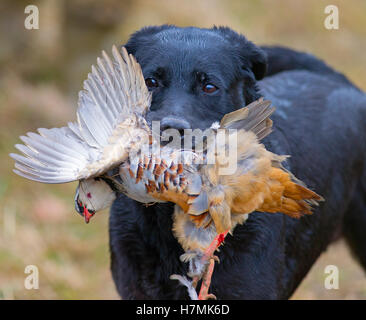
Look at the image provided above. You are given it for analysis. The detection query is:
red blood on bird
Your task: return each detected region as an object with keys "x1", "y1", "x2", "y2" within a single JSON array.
[{"x1": 217, "y1": 233, "x2": 226, "y2": 246}]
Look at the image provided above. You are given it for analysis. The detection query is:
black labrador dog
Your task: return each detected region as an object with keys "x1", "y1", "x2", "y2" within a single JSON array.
[{"x1": 109, "y1": 25, "x2": 366, "y2": 299}]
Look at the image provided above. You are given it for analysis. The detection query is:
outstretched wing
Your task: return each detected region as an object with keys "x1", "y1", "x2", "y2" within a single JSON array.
[
  {"x1": 219, "y1": 98, "x2": 275, "y2": 140},
  {"x1": 10, "y1": 46, "x2": 151, "y2": 183}
]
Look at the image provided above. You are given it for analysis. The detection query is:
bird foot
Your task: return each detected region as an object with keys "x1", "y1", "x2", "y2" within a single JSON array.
[
  {"x1": 212, "y1": 255, "x2": 220, "y2": 264},
  {"x1": 176, "y1": 230, "x2": 229, "y2": 300},
  {"x1": 197, "y1": 257, "x2": 217, "y2": 300},
  {"x1": 201, "y1": 293, "x2": 217, "y2": 300},
  {"x1": 195, "y1": 230, "x2": 229, "y2": 299}
]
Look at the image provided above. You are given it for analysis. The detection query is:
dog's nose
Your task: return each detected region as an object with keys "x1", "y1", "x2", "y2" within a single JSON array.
[{"x1": 160, "y1": 117, "x2": 191, "y2": 135}]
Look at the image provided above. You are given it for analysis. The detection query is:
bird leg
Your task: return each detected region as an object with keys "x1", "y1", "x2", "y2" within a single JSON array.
[
  {"x1": 173, "y1": 229, "x2": 228, "y2": 300},
  {"x1": 197, "y1": 258, "x2": 216, "y2": 300},
  {"x1": 195, "y1": 229, "x2": 229, "y2": 300},
  {"x1": 171, "y1": 230, "x2": 229, "y2": 300}
]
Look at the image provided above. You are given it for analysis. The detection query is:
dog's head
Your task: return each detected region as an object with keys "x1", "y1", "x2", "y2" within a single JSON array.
[{"x1": 124, "y1": 25, "x2": 267, "y2": 131}]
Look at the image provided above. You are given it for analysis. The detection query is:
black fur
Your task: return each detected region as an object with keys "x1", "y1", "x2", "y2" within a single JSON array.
[{"x1": 109, "y1": 25, "x2": 366, "y2": 299}]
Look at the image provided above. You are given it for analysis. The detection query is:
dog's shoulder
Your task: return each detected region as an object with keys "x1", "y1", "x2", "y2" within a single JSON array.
[{"x1": 260, "y1": 70, "x2": 366, "y2": 135}]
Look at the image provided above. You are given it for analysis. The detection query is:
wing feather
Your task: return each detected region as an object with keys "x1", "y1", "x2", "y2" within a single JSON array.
[
  {"x1": 220, "y1": 98, "x2": 275, "y2": 140},
  {"x1": 11, "y1": 45, "x2": 151, "y2": 183}
]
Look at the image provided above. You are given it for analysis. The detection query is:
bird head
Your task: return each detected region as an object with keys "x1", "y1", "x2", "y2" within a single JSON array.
[{"x1": 74, "y1": 178, "x2": 117, "y2": 223}]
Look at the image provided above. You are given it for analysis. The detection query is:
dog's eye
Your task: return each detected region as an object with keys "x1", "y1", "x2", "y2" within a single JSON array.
[
  {"x1": 202, "y1": 83, "x2": 218, "y2": 94},
  {"x1": 145, "y1": 78, "x2": 159, "y2": 88}
]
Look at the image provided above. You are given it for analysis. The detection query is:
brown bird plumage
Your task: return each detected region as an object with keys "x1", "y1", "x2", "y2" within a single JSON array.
[
  {"x1": 117, "y1": 98, "x2": 322, "y2": 299},
  {"x1": 10, "y1": 46, "x2": 323, "y2": 300},
  {"x1": 119, "y1": 99, "x2": 322, "y2": 245}
]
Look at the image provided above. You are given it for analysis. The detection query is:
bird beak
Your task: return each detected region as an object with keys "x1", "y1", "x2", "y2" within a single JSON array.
[
  {"x1": 82, "y1": 205, "x2": 95, "y2": 224},
  {"x1": 74, "y1": 186, "x2": 95, "y2": 224}
]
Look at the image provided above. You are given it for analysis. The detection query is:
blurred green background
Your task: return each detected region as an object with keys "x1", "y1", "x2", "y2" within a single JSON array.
[{"x1": 0, "y1": 0, "x2": 365, "y2": 299}]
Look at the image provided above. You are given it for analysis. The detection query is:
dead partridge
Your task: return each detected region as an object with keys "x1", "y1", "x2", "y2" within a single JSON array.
[{"x1": 10, "y1": 44, "x2": 323, "y2": 300}]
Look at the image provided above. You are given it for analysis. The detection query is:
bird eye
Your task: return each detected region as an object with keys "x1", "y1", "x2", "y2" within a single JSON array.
[
  {"x1": 202, "y1": 83, "x2": 218, "y2": 94},
  {"x1": 145, "y1": 78, "x2": 159, "y2": 89}
]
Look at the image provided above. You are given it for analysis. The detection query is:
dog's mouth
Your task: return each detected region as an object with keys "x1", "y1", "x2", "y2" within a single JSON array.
[
  {"x1": 159, "y1": 130, "x2": 209, "y2": 153},
  {"x1": 160, "y1": 130, "x2": 185, "y2": 146},
  {"x1": 147, "y1": 116, "x2": 213, "y2": 152}
]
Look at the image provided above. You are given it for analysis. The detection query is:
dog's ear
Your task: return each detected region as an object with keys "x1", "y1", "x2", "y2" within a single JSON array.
[
  {"x1": 123, "y1": 25, "x2": 175, "y2": 55},
  {"x1": 211, "y1": 26, "x2": 267, "y2": 80},
  {"x1": 244, "y1": 45, "x2": 267, "y2": 80}
]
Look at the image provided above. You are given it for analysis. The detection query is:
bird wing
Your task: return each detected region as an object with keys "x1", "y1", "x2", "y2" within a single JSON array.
[
  {"x1": 219, "y1": 98, "x2": 275, "y2": 140},
  {"x1": 10, "y1": 46, "x2": 151, "y2": 183}
]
